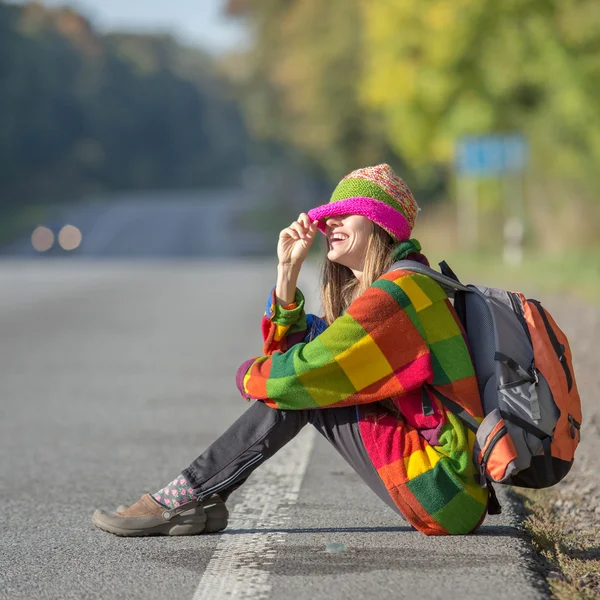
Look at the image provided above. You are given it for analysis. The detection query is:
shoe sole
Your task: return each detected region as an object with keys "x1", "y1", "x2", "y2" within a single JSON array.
[
  {"x1": 92, "y1": 509, "x2": 208, "y2": 537},
  {"x1": 113, "y1": 500, "x2": 229, "y2": 534}
]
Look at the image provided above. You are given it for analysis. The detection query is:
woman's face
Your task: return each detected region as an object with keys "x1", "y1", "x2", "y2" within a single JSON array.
[{"x1": 325, "y1": 214, "x2": 373, "y2": 273}]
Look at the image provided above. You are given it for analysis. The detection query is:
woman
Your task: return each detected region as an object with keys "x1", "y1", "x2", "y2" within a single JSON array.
[{"x1": 92, "y1": 164, "x2": 489, "y2": 537}]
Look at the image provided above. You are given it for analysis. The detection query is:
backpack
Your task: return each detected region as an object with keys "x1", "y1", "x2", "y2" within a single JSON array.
[{"x1": 389, "y1": 259, "x2": 582, "y2": 498}]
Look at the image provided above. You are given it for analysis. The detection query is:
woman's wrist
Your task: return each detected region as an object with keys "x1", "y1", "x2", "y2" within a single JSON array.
[
  {"x1": 276, "y1": 263, "x2": 301, "y2": 305},
  {"x1": 277, "y1": 259, "x2": 302, "y2": 271}
]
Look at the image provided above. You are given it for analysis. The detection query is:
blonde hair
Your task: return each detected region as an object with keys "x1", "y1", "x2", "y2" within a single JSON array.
[{"x1": 320, "y1": 224, "x2": 396, "y2": 325}]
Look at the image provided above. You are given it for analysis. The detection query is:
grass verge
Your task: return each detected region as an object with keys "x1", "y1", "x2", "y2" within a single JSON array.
[
  {"x1": 421, "y1": 249, "x2": 600, "y2": 306},
  {"x1": 516, "y1": 488, "x2": 600, "y2": 599}
]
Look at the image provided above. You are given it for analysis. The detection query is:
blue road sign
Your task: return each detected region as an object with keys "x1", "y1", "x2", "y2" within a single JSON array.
[{"x1": 456, "y1": 134, "x2": 528, "y2": 176}]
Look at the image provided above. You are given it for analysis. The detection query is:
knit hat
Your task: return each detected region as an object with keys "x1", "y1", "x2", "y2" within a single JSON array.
[{"x1": 307, "y1": 164, "x2": 419, "y2": 242}]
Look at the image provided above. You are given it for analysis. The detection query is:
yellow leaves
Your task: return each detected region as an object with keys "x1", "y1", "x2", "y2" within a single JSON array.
[
  {"x1": 556, "y1": 89, "x2": 587, "y2": 122},
  {"x1": 424, "y1": 3, "x2": 454, "y2": 31},
  {"x1": 361, "y1": 60, "x2": 416, "y2": 107},
  {"x1": 431, "y1": 137, "x2": 454, "y2": 163},
  {"x1": 387, "y1": 107, "x2": 433, "y2": 164},
  {"x1": 360, "y1": 0, "x2": 413, "y2": 40},
  {"x1": 558, "y1": 0, "x2": 600, "y2": 47},
  {"x1": 359, "y1": 0, "x2": 489, "y2": 165},
  {"x1": 242, "y1": 0, "x2": 600, "y2": 184},
  {"x1": 418, "y1": 69, "x2": 455, "y2": 113}
]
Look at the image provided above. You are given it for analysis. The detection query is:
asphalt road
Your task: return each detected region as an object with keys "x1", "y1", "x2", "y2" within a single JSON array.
[
  {"x1": 1, "y1": 189, "x2": 273, "y2": 258},
  {"x1": 0, "y1": 260, "x2": 546, "y2": 600}
]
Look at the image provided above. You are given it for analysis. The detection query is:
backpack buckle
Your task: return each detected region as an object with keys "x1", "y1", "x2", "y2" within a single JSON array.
[{"x1": 530, "y1": 365, "x2": 539, "y2": 385}]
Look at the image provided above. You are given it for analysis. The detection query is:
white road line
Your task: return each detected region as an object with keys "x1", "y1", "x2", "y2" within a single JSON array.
[{"x1": 193, "y1": 427, "x2": 317, "y2": 600}]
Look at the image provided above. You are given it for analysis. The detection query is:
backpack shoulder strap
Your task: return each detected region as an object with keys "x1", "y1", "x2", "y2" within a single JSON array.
[{"x1": 387, "y1": 259, "x2": 471, "y2": 297}]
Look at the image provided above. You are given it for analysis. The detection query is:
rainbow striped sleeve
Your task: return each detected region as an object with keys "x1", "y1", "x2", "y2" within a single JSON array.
[
  {"x1": 261, "y1": 287, "x2": 327, "y2": 355},
  {"x1": 237, "y1": 272, "x2": 435, "y2": 410}
]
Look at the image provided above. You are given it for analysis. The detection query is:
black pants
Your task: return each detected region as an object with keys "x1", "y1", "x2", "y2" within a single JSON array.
[{"x1": 182, "y1": 401, "x2": 400, "y2": 514}]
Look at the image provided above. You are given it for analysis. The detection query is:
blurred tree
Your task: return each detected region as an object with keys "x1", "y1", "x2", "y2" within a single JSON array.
[
  {"x1": 0, "y1": 1, "x2": 250, "y2": 209},
  {"x1": 360, "y1": 0, "x2": 600, "y2": 182},
  {"x1": 229, "y1": 0, "x2": 600, "y2": 187},
  {"x1": 227, "y1": 0, "x2": 600, "y2": 248},
  {"x1": 225, "y1": 0, "x2": 392, "y2": 181},
  {"x1": 4, "y1": 0, "x2": 600, "y2": 243}
]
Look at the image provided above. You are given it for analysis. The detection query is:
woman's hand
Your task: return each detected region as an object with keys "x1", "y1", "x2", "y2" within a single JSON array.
[{"x1": 277, "y1": 213, "x2": 319, "y2": 268}]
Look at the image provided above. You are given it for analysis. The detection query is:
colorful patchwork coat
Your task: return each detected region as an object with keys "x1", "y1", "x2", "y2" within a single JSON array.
[{"x1": 236, "y1": 268, "x2": 489, "y2": 535}]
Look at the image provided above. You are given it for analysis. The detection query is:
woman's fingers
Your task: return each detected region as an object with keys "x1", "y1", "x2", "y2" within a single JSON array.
[
  {"x1": 290, "y1": 221, "x2": 307, "y2": 239},
  {"x1": 300, "y1": 219, "x2": 319, "y2": 240},
  {"x1": 277, "y1": 216, "x2": 320, "y2": 266},
  {"x1": 281, "y1": 216, "x2": 319, "y2": 241},
  {"x1": 296, "y1": 214, "x2": 319, "y2": 238},
  {"x1": 281, "y1": 226, "x2": 300, "y2": 240},
  {"x1": 298, "y1": 213, "x2": 311, "y2": 230}
]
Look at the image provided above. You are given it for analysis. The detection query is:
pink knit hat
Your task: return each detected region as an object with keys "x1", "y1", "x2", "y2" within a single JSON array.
[{"x1": 307, "y1": 164, "x2": 419, "y2": 242}]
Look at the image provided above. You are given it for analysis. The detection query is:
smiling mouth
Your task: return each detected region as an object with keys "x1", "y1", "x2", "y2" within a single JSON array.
[{"x1": 329, "y1": 233, "x2": 348, "y2": 245}]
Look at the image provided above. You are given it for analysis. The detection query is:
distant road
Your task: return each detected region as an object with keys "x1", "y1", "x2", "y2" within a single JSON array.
[
  {"x1": 0, "y1": 260, "x2": 545, "y2": 600},
  {"x1": 1, "y1": 189, "x2": 273, "y2": 258}
]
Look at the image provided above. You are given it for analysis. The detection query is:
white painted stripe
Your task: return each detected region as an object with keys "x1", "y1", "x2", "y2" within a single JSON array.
[{"x1": 193, "y1": 427, "x2": 316, "y2": 600}]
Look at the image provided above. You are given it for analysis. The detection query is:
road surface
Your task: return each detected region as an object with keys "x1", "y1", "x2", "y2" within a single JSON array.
[
  {"x1": 1, "y1": 189, "x2": 273, "y2": 258},
  {"x1": 0, "y1": 260, "x2": 545, "y2": 600}
]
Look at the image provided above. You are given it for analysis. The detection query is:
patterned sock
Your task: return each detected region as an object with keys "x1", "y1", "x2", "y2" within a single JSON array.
[{"x1": 152, "y1": 473, "x2": 196, "y2": 508}]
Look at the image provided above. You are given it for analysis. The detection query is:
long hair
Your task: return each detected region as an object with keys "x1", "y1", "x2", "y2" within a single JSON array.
[{"x1": 320, "y1": 224, "x2": 396, "y2": 325}]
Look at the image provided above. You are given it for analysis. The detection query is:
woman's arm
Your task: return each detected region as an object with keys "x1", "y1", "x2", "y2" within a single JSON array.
[
  {"x1": 260, "y1": 213, "x2": 320, "y2": 355},
  {"x1": 238, "y1": 272, "x2": 430, "y2": 408},
  {"x1": 261, "y1": 286, "x2": 327, "y2": 355},
  {"x1": 275, "y1": 263, "x2": 301, "y2": 306},
  {"x1": 239, "y1": 270, "x2": 476, "y2": 410},
  {"x1": 261, "y1": 286, "x2": 307, "y2": 355}
]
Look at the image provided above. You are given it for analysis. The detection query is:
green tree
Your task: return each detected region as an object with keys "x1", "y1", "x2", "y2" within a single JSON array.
[
  {"x1": 226, "y1": 0, "x2": 391, "y2": 181},
  {"x1": 0, "y1": 1, "x2": 250, "y2": 209},
  {"x1": 360, "y1": 0, "x2": 600, "y2": 181}
]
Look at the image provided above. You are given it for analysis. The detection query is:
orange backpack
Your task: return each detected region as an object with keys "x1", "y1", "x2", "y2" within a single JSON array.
[{"x1": 393, "y1": 260, "x2": 582, "y2": 493}]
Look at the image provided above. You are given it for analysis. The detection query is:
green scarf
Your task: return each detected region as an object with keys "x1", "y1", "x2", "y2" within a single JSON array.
[{"x1": 392, "y1": 238, "x2": 422, "y2": 261}]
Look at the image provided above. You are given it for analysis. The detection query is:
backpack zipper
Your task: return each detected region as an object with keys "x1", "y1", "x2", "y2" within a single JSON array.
[
  {"x1": 528, "y1": 299, "x2": 573, "y2": 392},
  {"x1": 479, "y1": 425, "x2": 508, "y2": 486}
]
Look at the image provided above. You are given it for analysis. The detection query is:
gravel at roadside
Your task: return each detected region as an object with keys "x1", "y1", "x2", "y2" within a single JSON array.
[
  {"x1": 513, "y1": 292, "x2": 600, "y2": 599},
  {"x1": 542, "y1": 294, "x2": 600, "y2": 534}
]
